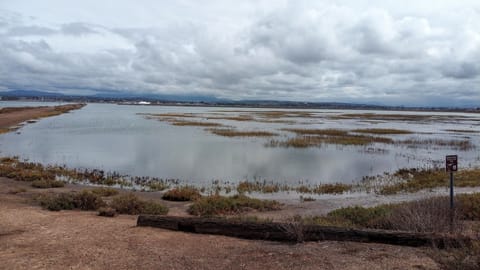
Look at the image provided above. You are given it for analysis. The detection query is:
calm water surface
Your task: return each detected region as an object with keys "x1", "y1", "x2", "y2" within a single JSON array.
[{"x1": 0, "y1": 102, "x2": 479, "y2": 185}]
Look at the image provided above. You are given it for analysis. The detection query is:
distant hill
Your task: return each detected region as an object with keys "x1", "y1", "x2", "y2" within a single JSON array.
[{"x1": 0, "y1": 90, "x2": 65, "y2": 97}]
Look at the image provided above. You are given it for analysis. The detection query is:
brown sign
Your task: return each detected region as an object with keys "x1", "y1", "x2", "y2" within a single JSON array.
[{"x1": 446, "y1": 155, "x2": 458, "y2": 172}]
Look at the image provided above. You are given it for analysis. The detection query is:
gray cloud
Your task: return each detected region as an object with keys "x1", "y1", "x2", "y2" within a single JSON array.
[{"x1": 0, "y1": 1, "x2": 479, "y2": 107}]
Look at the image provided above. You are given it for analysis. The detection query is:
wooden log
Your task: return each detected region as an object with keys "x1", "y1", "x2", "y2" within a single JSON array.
[{"x1": 137, "y1": 215, "x2": 470, "y2": 248}]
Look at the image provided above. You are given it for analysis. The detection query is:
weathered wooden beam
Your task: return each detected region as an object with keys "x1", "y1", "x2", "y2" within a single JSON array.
[{"x1": 137, "y1": 215, "x2": 470, "y2": 248}]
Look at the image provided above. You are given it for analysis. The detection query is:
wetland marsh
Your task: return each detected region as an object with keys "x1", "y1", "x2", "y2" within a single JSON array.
[{"x1": 0, "y1": 102, "x2": 479, "y2": 191}]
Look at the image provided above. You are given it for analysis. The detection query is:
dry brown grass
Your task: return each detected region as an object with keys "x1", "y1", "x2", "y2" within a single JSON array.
[
  {"x1": 268, "y1": 134, "x2": 393, "y2": 147},
  {"x1": 397, "y1": 138, "x2": 475, "y2": 151}
]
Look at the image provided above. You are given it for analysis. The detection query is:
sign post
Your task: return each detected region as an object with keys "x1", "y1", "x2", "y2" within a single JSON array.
[{"x1": 445, "y1": 155, "x2": 458, "y2": 231}]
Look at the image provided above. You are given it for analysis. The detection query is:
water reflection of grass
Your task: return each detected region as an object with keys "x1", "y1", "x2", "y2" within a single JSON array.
[
  {"x1": 352, "y1": 128, "x2": 413, "y2": 135},
  {"x1": 445, "y1": 129, "x2": 479, "y2": 133},
  {"x1": 171, "y1": 120, "x2": 223, "y2": 127},
  {"x1": 282, "y1": 128, "x2": 348, "y2": 136},
  {"x1": 207, "y1": 128, "x2": 277, "y2": 137}
]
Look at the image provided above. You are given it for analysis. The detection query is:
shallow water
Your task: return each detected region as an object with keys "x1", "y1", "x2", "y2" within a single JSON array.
[{"x1": 0, "y1": 102, "x2": 479, "y2": 185}]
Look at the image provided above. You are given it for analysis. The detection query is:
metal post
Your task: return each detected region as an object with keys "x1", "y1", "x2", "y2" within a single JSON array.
[{"x1": 450, "y1": 171, "x2": 454, "y2": 209}]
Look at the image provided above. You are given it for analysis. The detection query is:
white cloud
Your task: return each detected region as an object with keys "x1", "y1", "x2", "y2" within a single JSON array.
[{"x1": 0, "y1": 1, "x2": 479, "y2": 106}]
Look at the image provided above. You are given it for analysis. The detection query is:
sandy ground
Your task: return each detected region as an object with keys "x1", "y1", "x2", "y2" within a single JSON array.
[{"x1": 0, "y1": 178, "x2": 441, "y2": 270}]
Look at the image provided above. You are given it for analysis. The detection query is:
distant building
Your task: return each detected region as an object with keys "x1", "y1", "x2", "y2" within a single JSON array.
[{"x1": 138, "y1": 101, "x2": 151, "y2": 105}]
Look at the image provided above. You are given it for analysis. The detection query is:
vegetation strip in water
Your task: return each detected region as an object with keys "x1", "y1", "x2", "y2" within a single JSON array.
[{"x1": 207, "y1": 128, "x2": 277, "y2": 137}]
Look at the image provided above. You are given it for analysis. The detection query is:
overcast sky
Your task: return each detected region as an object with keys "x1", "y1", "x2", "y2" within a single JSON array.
[{"x1": 1, "y1": 1, "x2": 479, "y2": 107}]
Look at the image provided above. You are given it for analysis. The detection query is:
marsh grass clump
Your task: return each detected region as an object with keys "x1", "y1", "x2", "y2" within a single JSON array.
[
  {"x1": 457, "y1": 193, "x2": 480, "y2": 220},
  {"x1": 110, "y1": 193, "x2": 169, "y2": 215},
  {"x1": 268, "y1": 134, "x2": 392, "y2": 148},
  {"x1": 31, "y1": 179, "x2": 65, "y2": 188},
  {"x1": 352, "y1": 128, "x2": 413, "y2": 135},
  {"x1": 37, "y1": 193, "x2": 77, "y2": 211},
  {"x1": 330, "y1": 113, "x2": 433, "y2": 121},
  {"x1": 312, "y1": 183, "x2": 352, "y2": 194},
  {"x1": 148, "y1": 181, "x2": 169, "y2": 191},
  {"x1": 380, "y1": 168, "x2": 480, "y2": 194},
  {"x1": 162, "y1": 186, "x2": 201, "y2": 201},
  {"x1": 236, "y1": 181, "x2": 286, "y2": 194},
  {"x1": 327, "y1": 205, "x2": 394, "y2": 228},
  {"x1": 141, "y1": 200, "x2": 169, "y2": 215},
  {"x1": 207, "y1": 128, "x2": 277, "y2": 137},
  {"x1": 398, "y1": 138, "x2": 475, "y2": 151},
  {"x1": 74, "y1": 190, "x2": 107, "y2": 210},
  {"x1": 110, "y1": 193, "x2": 145, "y2": 214},
  {"x1": 89, "y1": 187, "x2": 119, "y2": 197},
  {"x1": 188, "y1": 194, "x2": 281, "y2": 216},
  {"x1": 98, "y1": 207, "x2": 116, "y2": 217},
  {"x1": 37, "y1": 191, "x2": 106, "y2": 211}
]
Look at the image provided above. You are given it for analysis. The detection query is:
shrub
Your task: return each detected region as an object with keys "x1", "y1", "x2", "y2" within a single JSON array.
[
  {"x1": 457, "y1": 193, "x2": 480, "y2": 220},
  {"x1": 110, "y1": 193, "x2": 169, "y2": 215},
  {"x1": 327, "y1": 205, "x2": 394, "y2": 228},
  {"x1": 74, "y1": 190, "x2": 106, "y2": 210},
  {"x1": 380, "y1": 197, "x2": 462, "y2": 233},
  {"x1": 141, "y1": 200, "x2": 169, "y2": 215},
  {"x1": 110, "y1": 193, "x2": 145, "y2": 214},
  {"x1": 188, "y1": 194, "x2": 281, "y2": 216},
  {"x1": 89, "y1": 187, "x2": 119, "y2": 197},
  {"x1": 98, "y1": 207, "x2": 116, "y2": 217},
  {"x1": 37, "y1": 193, "x2": 75, "y2": 211},
  {"x1": 162, "y1": 186, "x2": 201, "y2": 201},
  {"x1": 31, "y1": 179, "x2": 65, "y2": 188}
]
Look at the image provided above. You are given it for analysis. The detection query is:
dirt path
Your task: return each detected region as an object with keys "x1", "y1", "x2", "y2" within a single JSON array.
[{"x1": 0, "y1": 179, "x2": 440, "y2": 270}]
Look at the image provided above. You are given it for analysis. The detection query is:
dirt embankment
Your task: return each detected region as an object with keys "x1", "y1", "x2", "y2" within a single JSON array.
[
  {"x1": 0, "y1": 178, "x2": 439, "y2": 270},
  {"x1": 0, "y1": 103, "x2": 85, "y2": 133}
]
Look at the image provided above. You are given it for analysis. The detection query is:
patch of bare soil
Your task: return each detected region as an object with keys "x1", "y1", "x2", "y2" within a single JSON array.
[{"x1": 0, "y1": 178, "x2": 439, "y2": 270}]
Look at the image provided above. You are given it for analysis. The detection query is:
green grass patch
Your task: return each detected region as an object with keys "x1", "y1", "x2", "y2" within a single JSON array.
[
  {"x1": 162, "y1": 186, "x2": 201, "y2": 201},
  {"x1": 188, "y1": 194, "x2": 281, "y2": 216}
]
